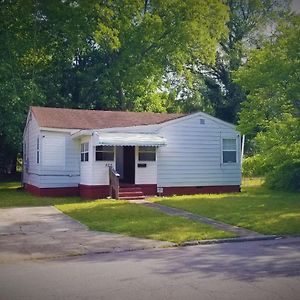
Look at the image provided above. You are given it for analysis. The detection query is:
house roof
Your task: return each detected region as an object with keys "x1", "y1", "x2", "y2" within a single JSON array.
[{"x1": 30, "y1": 106, "x2": 186, "y2": 130}]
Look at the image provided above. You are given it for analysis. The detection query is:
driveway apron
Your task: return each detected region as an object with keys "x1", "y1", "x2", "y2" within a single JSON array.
[{"x1": 0, "y1": 206, "x2": 172, "y2": 263}]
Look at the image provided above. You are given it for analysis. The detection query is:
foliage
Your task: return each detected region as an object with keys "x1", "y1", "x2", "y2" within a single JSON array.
[
  {"x1": 192, "y1": 0, "x2": 290, "y2": 123},
  {"x1": 150, "y1": 183, "x2": 300, "y2": 236},
  {"x1": 242, "y1": 155, "x2": 266, "y2": 177},
  {"x1": 235, "y1": 15, "x2": 300, "y2": 191},
  {"x1": 0, "y1": 0, "x2": 229, "y2": 172},
  {"x1": 265, "y1": 162, "x2": 300, "y2": 191},
  {"x1": 256, "y1": 114, "x2": 300, "y2": 191}
]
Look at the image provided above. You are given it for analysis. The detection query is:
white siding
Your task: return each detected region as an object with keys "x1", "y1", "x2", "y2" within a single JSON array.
[
  {"x1": 80, "y1": 136, "x2": 116, "y2": 185},
  {"x1": 23, "y1": 115, "x2": 41, "y2": 187},
  {"x1": 157, "y1": 114, "x2": 241, "y2": 187},
  {"x1": 135, "y1": 146, "x2": 157, "y2": 184},
  {"x1": 39, "y1": 131, "x2": 80, "y2": 188},
  {"x1": 23, "y1": 115, "x2": 80, "y2": 188},
  {"x1": 23, "y1": 110, "x2": 241, "y2": 190}
]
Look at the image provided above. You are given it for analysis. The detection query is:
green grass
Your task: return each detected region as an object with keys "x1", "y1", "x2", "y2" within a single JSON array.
[
  {"x1": 150, "y1": 179, "x2": 300, "y2": 236},
  {"x1": 56, "y1": 200, "x2": 234, "y2": 243},
  {"x1": 0, "y1": 181, "x2": 82, "y2": 207},
  {"x1": 0, "y1": 180, "x2": 234, "y2": 243}
]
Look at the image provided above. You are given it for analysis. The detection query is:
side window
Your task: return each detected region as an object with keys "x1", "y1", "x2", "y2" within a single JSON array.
[
  {"x1": 222, "y1": 139, "x2": 237, "y2": 163},
  {"x1": 81, "y1": 142, "x2": 89, "y2": 162},
  {"x1": 138, "y1": 146, "x2": 156, "y2": 161},
  {"x1": 95, "y1": 146, "x2": 114, "y2": 161},
  {"x1": 42, "y1": 135, "x2": 66, "y2": 167},
  {"x1": 36, "y1": 137, "x2": 40, "y2": 164}
]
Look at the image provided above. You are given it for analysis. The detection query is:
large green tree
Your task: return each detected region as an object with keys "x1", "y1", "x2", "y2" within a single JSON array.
[
  {"x1": 235, "y1": 15, "x2": 300, "y2": 191},
  {"x1": 0, "y1": 0, "x2": 229, "y2": 173},
  {"x1": 184, "y1": 0, "x2": 290, "y2": 122}
]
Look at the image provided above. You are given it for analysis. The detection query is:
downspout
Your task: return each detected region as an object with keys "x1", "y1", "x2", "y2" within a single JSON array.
[{"x1": 241, "y1": 135, "x2": 245, "y2": 166}]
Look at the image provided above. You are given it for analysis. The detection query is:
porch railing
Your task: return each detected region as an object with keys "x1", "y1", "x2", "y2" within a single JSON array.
[{"x1": 109, "y1": 166, "x2": 120, "y2": 199}]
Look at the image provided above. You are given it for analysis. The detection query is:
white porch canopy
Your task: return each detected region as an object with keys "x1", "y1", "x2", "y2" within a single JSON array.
[{"x1": 92, "y1": 132, "x2": 167, "y2": 147}]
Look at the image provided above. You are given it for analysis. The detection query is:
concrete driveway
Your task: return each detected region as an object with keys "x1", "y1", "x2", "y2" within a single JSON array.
[{"x1": 0, "y1": 206, "x2": 172, "y2": 263}]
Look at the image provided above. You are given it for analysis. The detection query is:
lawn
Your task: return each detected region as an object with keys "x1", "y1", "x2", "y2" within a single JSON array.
[
  {"x1": 56, "y1": 200, "x2": 234, "y2": 243},
  {"x1": 0, "y1": 180, "x2": 234, "y2": 243},
  {"x1": 150, "y1": 179, "x2": 300, "y2": 236},
  {"x1": 0, "y1": 181, "x2": 83, "y2": 207}
]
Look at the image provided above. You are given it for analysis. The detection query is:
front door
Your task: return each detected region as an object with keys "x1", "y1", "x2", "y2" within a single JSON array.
[{"x1": 123, "y1": 146, "x2": 135, "y2": 184}]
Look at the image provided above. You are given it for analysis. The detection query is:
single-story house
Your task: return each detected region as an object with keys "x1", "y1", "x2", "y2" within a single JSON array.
[{"x1": 23, "y1": 106, "x2": 241, "y2": 199}]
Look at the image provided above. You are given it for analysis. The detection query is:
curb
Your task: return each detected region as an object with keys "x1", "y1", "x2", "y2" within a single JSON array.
[{"x1": 178, "y1": 235, "x2": 279, "y2": 247}]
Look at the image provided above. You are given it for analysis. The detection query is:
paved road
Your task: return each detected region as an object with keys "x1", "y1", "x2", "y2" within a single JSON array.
[
  {"x1": 0, "y1": 207, "x2": 172, "y2": 263},
  {"x1": 0, "y1": 237, "x2": 299, "y2": 300}
]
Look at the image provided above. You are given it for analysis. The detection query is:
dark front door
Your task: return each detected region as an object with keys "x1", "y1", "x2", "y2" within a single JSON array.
[{"x1": 123, "y1": 146, "x2": 135, "y2": 184}]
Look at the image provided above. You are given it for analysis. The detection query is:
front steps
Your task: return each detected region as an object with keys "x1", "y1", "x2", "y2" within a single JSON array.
[{"x1": 118, "y1": 186, "x2": 145, "y2": 200}]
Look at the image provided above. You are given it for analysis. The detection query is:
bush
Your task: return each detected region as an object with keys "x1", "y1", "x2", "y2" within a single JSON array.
[
  {"x1": 242, "y1": 155, "x2": 266, "y2": 177},
  {"x1": 265, "y1": 161, "x2": 300, "y2": 192}
]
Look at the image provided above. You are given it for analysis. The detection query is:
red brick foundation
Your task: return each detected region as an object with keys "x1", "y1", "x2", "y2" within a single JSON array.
[
  {"x1": 24, "y1": 183, "x2": 240, "y2": 199},
  {"x1": 24, "y1": 183, "x2": 79, "y2": 197},
  {"x1": 79, "y1": 184, "x2": 109, "y2": 199},
  {"x1": 161, "y1": 185, "x2": 240, "y2": 196},
  {"x1": 79, "y1": 184, "x2": 157, "y2": 199},
  {"x1": 134, "y1": 184, "x2": 157, "y2": 196}
]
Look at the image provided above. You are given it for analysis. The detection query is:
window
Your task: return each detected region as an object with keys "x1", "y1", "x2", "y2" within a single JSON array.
[
  {"x1": 138, "y1": 146, "x2": 156, "y2": 161},
  {"x1": 81, "y1": 142, "x2": 89, "y2": 162},
  {"x1": 42, "y1": 136, "x2": 66, "y2": 167},
  {"x1": 36, "y1": 137, "x2": 40, "y2": 164},
  {"x1": 222, "y1": 138, "x2": 237, "y2": 163},
  {"x1": 95, "y1": 146, "x2": 114, "y2": 161}
]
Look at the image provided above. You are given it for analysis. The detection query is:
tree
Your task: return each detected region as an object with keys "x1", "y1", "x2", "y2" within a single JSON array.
[
  {"x1": 188, "y1": 0, "x2": 290, "y2": 123},
  {"x1": 235, "y1": 15, "x2": 300, "y2": 191},
  {"x1": 0, "y1": 0, "x2": 229, "y2": 173}
]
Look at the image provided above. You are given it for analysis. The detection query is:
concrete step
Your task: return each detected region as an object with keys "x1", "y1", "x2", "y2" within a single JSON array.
[
  {"x1": 118, "y1": 186, "x2": 145, "y2": 200},
  {"x1": 118, "y1": 195, "x2": 145, "y2": 200},
  {"x1": 119, "y1": 187, "x2": 143, "y2": 193},
  {"x1": 119, "y1": 191, "x2": 144, "y2": 197}
]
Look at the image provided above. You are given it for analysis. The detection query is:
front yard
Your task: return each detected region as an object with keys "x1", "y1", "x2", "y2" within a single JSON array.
[
  {"x1": 150, "y1": 178, "x2": 300, "y2": 236},
  {"x1": 56, "y1": 201, "x2": 234, "y2": 243},
  {"x1": 1, "y1": 178, "x2": 299, "y2": 242},
  {"x1": 0, "y1": 181, "x2": 82, "y2": 207},
  {"x1": 0, "y1": 181, "x2": 234, "y2": 243}
]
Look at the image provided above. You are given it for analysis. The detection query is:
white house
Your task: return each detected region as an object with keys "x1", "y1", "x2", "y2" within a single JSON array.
[{"x1": 23, "y1": 106, "x2": 241, "y2": 199}]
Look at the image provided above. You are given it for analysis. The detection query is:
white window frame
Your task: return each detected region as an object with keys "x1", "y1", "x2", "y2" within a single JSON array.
[
  {"x1": 95, "y1": 145, "x2": 115, "y2": 161},
  {"x1": 81, "y1": 142, "x2": 89, "y2": 162},
  {"x1": 138, "y1": 146, "x2": 156, "y2": 162},
  {"x1": 36, "y1": 137, "x2": 40, "y2": 164},
  {"x1": 222, "y1": 138, "x2": 237, "y2": 164}
]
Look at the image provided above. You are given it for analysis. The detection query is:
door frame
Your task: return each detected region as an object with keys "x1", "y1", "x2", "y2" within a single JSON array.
[{"x1": 122, "y1": 146, "x2": 135, "y2": 184}]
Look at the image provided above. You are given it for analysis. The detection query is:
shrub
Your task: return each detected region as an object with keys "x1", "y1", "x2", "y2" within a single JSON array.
[
  {"x1": 242, "y1": 154, "x2": 266, "y2": 177},
  {"x1": 265, "y1": 161, "x2": 300, "y2": 192}
]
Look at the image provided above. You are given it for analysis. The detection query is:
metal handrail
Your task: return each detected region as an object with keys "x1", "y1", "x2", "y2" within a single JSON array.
[{"x1": 109, "y1": 166, "x2": 120, "y2": 199}]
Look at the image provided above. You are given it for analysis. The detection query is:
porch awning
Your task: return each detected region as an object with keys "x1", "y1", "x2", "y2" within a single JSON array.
[{"x1": 93, "y1": 132, "x2": 167, "y2": 147}]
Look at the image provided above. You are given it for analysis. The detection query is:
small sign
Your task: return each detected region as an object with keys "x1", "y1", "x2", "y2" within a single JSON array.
[
  {"x1": 138, "y1": 163, "x2": 147, "y2": 168},
  {"x1": 105, "y1": 163, "x2": 113, "y2": 167},
  {"x1": 157, "y1": 187, "x2": 163, "y2": 194}
]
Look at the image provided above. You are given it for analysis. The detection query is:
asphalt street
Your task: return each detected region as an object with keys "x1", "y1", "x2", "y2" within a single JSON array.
[{"x1": 0, "y1": 237, "x2": 299, "y2": 300}]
